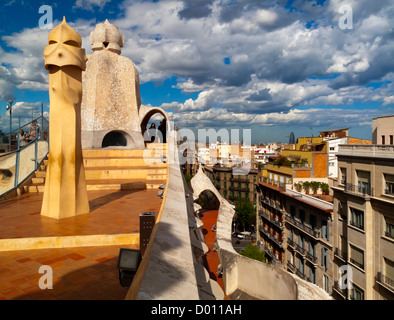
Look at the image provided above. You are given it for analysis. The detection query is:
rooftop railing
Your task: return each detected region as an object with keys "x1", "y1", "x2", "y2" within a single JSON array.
[{"x1": 0, "y1": 113, "x2": 49, "y2": 198}]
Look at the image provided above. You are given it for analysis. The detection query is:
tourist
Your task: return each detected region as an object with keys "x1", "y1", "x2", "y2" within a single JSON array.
[
  {"x1": 19, "y1": 129, "x2": 28, "y2": 147},
  {"x1": 158, "y1": 119, "x2": 167, "y2": 143},
  {"x1": 149, "y1": 123, "x2": 156, "y2": 143},
  {"x1": 27, "y1": 120, "x2": 41, "y2": 142}
]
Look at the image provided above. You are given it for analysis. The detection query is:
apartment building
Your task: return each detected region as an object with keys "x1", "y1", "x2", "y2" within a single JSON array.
[
  {"x1": 331, "y1": 128, "x2": 394, "y2": 299},
  {"x1": 256, "y1": 179, "x2": 334, "y2": 294},
  {"x1": 204, "y1": 165, "x2": 258, "y2": 205}
]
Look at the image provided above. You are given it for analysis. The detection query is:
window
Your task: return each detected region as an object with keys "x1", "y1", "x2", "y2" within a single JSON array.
[
  {"x1": 321, "y1": 247, "x2": 328, "y2": 270},
  {"x1": 339, "y1": 202, "x2": 347, "y2": 220},
  {"x1": 299, "y1": 209, "x2": 305, "y2": 225},
  {"x1": 290, "y1": 205, "x2": 296, "y2": 219},
  {"x1": 223, "y1": 190, "x2": 227, "y2": 198},
  {"x1": 390, "y1": 135, "x2": 394, "y2": 145},
  {"x1": 321, "y1": 220, "x2": 329, "y2": 240},
  {"x1": 330, "y1": 147, "x2": 335, "y2": 151},
  {"x1": 350, "y1": 284, "x2": 364, "y2": 300},
  {"x1": 382, "y1": 135, "x2": 386, "y2": 145},
  {"x1": 298, "y1": 234, "x2": 304, "y2": 250},
  {"x1": 324, "y1": 275, "x2": 329, "y2": 293},
  {"x1": 350, "y1": 244, "x2": 364, "y2": 269},
  {"x1": 356, "y1": 170, "x2": 371, "y2": 194},
  {"x1": 289, "y1": 228, "x2": 294, "y2": 241},
  {"x1": 340, "y1": 168, "x2": 347, "y2": 185},
  {"x1": 350, "y1": 208, "x2": 364, "y2": 230},
  {"x1": 310, "y1": 215, "x2": 316, "y2": 230},
  {"x1": 385, "y1": 219, "x2": 394, "y2": 239},
  {"x1": 384, "y1": 258, "x2": 394, "y2": 283},
  {"x1": 309, "y1": 241, "x2": 316, "y2": 258},
  {"x1": 299, "y1": 257, "x2": 305, "y2": 275},
  {"x1": 384, "y1": 174, "x2": 394, "y2": 196},
  {"x1": 310, "y1": 266, "x2": 316, "y2": 284}
]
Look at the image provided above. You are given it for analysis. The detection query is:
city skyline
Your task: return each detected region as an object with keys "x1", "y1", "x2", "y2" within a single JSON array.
[{"x1": 1, "y1": 0, "x2": 394, "y2": 144}]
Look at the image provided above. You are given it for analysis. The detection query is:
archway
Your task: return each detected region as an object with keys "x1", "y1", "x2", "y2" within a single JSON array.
[
  {"x1": 195, "y1": 189, "x2": 221, "y2": 211},
  {"x1": 140, "y1": 108, "x2": 168, "y2": 144},
  {"x1": 102, "y1": 131, "x2": 127, "y2": 148}
]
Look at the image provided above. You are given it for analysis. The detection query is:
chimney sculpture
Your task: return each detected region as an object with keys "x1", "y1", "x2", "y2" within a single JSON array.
[{"x1": 41, "y1": 17, "x2": 90, "y2": 219}]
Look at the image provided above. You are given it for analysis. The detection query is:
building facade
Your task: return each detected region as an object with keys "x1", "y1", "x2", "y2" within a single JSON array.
[
  {"x1": 204, "y1": 165, "x2": 258, "y2": 206},
  {"x1": 331, "y1": 144, "x2": 394, "y2": 300},
  {"x1": 256, "y1": 177, "x2": 335, "y2": 295}
]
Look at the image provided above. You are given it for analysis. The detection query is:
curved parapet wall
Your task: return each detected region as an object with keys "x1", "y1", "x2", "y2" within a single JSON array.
[
  {"x1": 191, "y1": 167, "x2": 298, "y2": 300},
  {"x1": 126, "y1": 131, "x2": 222, "y2": 300}
]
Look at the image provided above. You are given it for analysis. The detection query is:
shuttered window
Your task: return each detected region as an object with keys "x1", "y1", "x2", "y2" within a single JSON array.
[{"x1": 350, "y1": 244, "x2": 364, "y2": 269}]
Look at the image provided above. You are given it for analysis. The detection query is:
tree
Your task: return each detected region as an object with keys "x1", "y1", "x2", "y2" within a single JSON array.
[
  {"x1": 235, "y1": 198, "x2": 255, "y2": 231},
  {"x1": 239, "y1": 245, "x2": 266, "y2": 263}
]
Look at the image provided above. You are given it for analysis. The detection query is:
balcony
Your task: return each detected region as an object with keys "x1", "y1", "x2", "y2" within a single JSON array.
[
  {"x1": 259, "y1": 226, "x2": 283, "y2": 248},
  {"x1": 305, "y1": 251, "x2": 318, "y2": 264},
  {"x1": 344, "y1": 183, "x2": 373, "y2": 197},
  {"x1": 376, "y1": 272, "x2": 394, "y2": 294},
  {"x1": 295, "y1": 243, "x2": 306, "y2": 256},
  {"x1": 285, "y1": 214, "x2": 320, "y2": 239},
  {"x1": 334, "y1": 248, "x2": 347, "y2": 262},
  {"x1": 259, "y1": 210, "x2": 284, "y2": 230},
  {"x1": 333, "y1": 281, "x2": 347, "y2": 299},
  {"x1": 287, "y1": 261, "x2": 296, "y2": 273}
]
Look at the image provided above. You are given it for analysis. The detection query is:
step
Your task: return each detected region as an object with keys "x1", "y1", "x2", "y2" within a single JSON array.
[
  {"x1": 83, "y1": 157, "x2": 167, "y2": 168},
  {"x1": 82, "y1": 148, "x2": 167, "y2": 159},
  {"x1": 24, "y1": 184, "x2": 45, "y2": 193},
  {"x1": 84, "y1": 167, "x2": 167, "y2": 180},
  {"x1": 32, "y1": 177, "x2": 45, "y2": 184},
  {"x1": 35, "y1": 171, "x2": 46, "y2": 178}
]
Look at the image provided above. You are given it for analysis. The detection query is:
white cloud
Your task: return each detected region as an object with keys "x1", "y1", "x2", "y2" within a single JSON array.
[{"x1": 73, "y1": 0, "x2": 112, "y2": 11}]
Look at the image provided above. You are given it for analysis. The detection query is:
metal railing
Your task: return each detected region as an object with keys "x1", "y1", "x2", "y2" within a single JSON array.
[
  {"x1": 344, "y1": 183, "x2": 373, "y2": 197},
  {"x1": 0, "y1": 112, "x2": 49, "y2": 198},
  {"x1": 286, "y1": 214, "x2": 320, "y2": 238},
  {"x1": 376, "y1": 272, "x2": 394, "y2": 292}
]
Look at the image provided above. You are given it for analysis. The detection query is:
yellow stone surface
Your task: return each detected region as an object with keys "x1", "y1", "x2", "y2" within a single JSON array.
[{"x1": 41, "y1": 17, "x2": 90, "y2": 219}]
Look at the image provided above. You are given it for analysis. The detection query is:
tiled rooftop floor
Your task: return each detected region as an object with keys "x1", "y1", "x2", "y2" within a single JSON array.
[
  {"x1": 0, "y1": 188, "x2": 162, "y2": 300},
  {"x1": 0, "y1": 189, "x2": 162, "y2": 239}
]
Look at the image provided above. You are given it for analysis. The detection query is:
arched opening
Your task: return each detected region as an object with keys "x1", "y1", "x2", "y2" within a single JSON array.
[
  {"x1": 140, "y1": 109, "x2": 168, "y2": 144},
  {"x1": 195, "y1": 189, "x2": 220, "y2": 211},
  {"x1": 102, "y1": 131, "x2": 127, "y2": 148}
]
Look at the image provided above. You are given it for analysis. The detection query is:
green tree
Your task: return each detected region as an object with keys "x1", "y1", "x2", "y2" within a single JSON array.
[{"x1": 235, "y1": 198, "x2": 255, "y2": 231}]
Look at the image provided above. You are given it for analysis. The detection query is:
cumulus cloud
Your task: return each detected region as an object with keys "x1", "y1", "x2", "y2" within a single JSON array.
[{"x1": 1, "y1": 0, "x2": 394, "y2": 137}]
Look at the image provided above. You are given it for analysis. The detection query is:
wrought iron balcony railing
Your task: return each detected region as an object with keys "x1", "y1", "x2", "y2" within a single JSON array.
[
  {"x1": 286, "y1": 214, "x2": 320, "y2": 238},
  {"x1": 376, "y1": 272, "x2": 394, "y2": 293},
  {"x1": 344, "y1": 183, "x2": 373, "y2": 197}
]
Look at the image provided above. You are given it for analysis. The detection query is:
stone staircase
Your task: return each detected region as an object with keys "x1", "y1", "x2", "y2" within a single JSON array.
[{"x1": 24, "y1": 143, "x2": 168, "y2": 193}]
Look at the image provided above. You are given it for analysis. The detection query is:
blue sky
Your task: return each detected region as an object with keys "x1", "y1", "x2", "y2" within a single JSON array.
[{"x1": 1, "y1": 0, "x2": 394, "y2": 144}]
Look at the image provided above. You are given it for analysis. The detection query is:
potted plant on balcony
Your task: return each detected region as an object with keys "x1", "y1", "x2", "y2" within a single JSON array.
[
  {"x1": 303, "y1": 181, "x2": 311, "y2": 194},
  {"x1": 311, "y1": 181, "x2": 321, "y2": 194},
  {"x1": 294, "y1": 181, "x2": 303, "y2": 192},
  {"x1": 321, "y1": 182, "x2": 330, "y2": 195}
]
